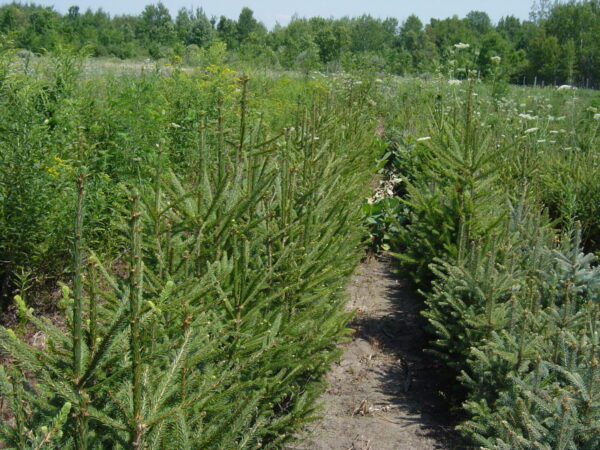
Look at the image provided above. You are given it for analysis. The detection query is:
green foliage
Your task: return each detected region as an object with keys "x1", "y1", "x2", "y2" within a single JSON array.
[
  {"x1": 363, "y1": 196, "x2": 405, "y2": 252},
  {"x1": 379, "y1": 64, "x2": 600, "y2": 447},
  {"x1": 457, "y1": 233, "x2": 600, "y2": 449},
  {"x1": 394, "y1": 81, "x2": 506, "y2": 285},
  {"x1": 0, "y1": 52, "x2": 379, "y2": 448},
  {"x1": 2, "y1": 1, "x2": 600, "y2": 83},
  {"x1": 0, "y1": 49, "x2": 83, "y2": 303}
]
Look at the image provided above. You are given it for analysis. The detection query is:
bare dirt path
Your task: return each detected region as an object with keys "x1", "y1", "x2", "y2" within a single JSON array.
[{"x1": 288, "y1": 256, "x2": 460, "y2": 450}]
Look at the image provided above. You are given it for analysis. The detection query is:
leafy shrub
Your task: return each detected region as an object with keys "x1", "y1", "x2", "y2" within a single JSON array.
[{"x1": 363, "y1": 196, "x2": 405, "y2": 252}]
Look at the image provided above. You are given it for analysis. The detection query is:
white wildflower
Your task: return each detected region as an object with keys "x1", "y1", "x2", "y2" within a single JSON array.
[
  {"x1": 557, "y1": 84, "x2": 575, "y2": 91},
  {"x1": 448, "y1": 79, "x2": 462, "y2": 86},
  {"x1": 454, "y1": 42, "x2": 470, "y2": 49},
  {"x1": 416, "y1": 136, "x2": 431, "y2": 142},
  {"x1": 491, "y1": 56, "x2": 501, "y2": 64},
  {"x1": 537, "y1": 139, "x2": 546, "y2": 143},
  {"x1": 518, "y1": 113, "x2": 537, "y2": 120},
  {"x1": 594, "y1": 113, "x2": 600, "y2": 120},
  {"x1": 524, "y1": 128, "x2": 539, "y2": 134}
]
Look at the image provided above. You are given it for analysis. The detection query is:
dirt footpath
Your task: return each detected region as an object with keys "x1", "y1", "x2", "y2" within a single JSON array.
[{"x1": 288, "y1": 256, "x2": 460, "y2": 450}]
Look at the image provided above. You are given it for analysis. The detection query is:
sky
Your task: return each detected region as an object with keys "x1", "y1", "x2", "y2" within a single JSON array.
[{"x1": 4, "y1": 0, "x2": 535, "y2": 28}]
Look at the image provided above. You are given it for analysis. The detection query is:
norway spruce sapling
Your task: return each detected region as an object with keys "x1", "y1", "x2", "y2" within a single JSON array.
[
  {"x1": 396, "y1": 79, "x2": 506, "y2": 286},
  {"x1": 0, "y1": 173, "x2": 119, "y2": 447}
]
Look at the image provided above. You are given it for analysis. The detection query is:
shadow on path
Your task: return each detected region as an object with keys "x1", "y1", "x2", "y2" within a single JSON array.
[
  {"x1": 350, "y1": 255, "x2": 462, "y2": 447},
  {"x1": 290, "y1": 255, "x2": 464, "y2": 450}
]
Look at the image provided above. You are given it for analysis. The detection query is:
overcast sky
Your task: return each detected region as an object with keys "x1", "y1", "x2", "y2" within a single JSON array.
[{"x1": 3, "y1": 1, "x2": 534, "y2": 28}]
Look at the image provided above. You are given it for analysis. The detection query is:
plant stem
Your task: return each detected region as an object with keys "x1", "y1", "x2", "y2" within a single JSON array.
[
  {"x1": 73, "y1": 173, "x2": 85, "y2": 379},
  {"x1": 238, "y1": 76, "x2": 250, "y2": 164},
  {"x1": 73, "y1": 172, "x2": 88, "y2": 449},
  {"x1": 129, "y1": 191, "x2": 144, "y2": 448}
]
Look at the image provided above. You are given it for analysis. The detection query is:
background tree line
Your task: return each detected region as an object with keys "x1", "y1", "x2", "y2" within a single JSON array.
[{"x1": 1, "y1": 0, "x2": 600, "y2": 87}]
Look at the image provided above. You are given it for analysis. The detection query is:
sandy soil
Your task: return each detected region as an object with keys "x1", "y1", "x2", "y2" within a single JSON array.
[{"x1": 287, "y1": 256, "x2": 461, "y2": 450}]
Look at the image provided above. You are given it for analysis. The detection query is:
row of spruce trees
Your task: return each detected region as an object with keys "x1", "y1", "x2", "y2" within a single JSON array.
[
  {"x1": 0, "y1": 51, "x2": 381, "y2": 447},
  {"x1": 388, "y1": 79, "x2": 600, "y2": 448}
]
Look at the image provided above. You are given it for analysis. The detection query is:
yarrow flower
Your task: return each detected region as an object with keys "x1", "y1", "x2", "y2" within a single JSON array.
[
  {"x1": 557, "y1": 85, "x2": 575, "y2": 91},
  {"x1": 491, "y1": 56, "x2": 501, "y2": 64},
  {"x1": 454, "y1": 42, "x2": 470, "y2": 49},
  {"x1": 448, "y1": 79, "x2": 462, "y2": 86},
  {"x1": 416, "y1": 136, "x2": 431, "y2": 142},
  {"x1": 524, "y1": 127, "x2": 539, "y2": 134},
  {"x1": 594, "y1": 113, "x2": 600, "y2": 120}
]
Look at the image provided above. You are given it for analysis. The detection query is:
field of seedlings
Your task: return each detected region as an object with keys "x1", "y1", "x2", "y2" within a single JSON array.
[{"x1": 0, "y1": 47, "x2": 599, "y2": 449}]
